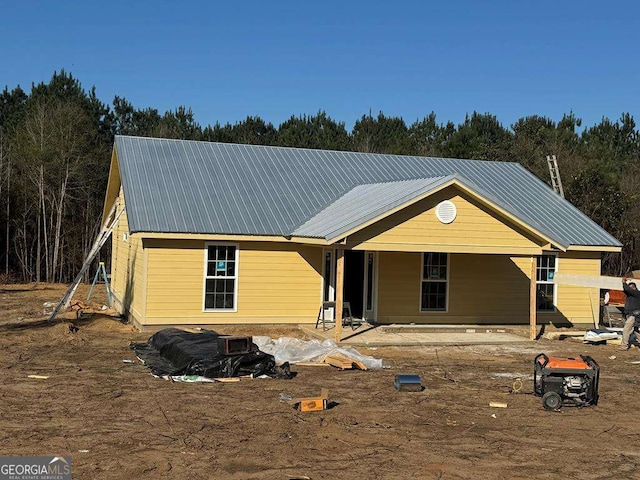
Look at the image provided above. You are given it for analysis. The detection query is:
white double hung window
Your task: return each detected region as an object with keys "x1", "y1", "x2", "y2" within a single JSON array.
[
  {"x1": 204, "y1": 244, "x2": 238, "y2": 311},
  {"x1": 536, "y1": 254, "x2": 557, "y2": 312},
  {"x1": 421, "y1": 252, "x2": 448, "y2": 311}
]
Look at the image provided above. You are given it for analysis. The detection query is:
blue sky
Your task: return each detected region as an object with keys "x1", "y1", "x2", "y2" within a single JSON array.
[{"x1": 2, "y1": 1, "x2": 639, "y2": 130}]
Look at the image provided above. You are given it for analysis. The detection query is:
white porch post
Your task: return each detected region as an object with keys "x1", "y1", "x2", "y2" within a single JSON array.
[
  {"x1": 530, "y1": 255, "x2": 537, "y2": 340},
  {"x1": 335, "y1": 248, "x2": 344, "y2": 343}
]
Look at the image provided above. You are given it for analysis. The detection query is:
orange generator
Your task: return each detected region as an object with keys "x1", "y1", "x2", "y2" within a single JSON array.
[{"x1": 534, "y1": 354, "x2": 600, "y2": 410}]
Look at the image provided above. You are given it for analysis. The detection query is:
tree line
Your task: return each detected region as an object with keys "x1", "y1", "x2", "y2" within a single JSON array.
[{"x1": 0, "y1": 70, "x2": 639, "y2": 283}]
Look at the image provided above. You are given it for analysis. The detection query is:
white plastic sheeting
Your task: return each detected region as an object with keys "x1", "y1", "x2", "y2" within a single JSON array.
[
  {"x1": 252, "y1": 336, "x2": 383, "y2": 369},
  {"x1": 583, "y1": 329, "x2": 622, "y2": 343}
]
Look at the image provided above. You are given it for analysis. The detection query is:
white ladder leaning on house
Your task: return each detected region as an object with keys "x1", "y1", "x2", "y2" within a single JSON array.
[
  {"x1": 546, "y1": 154, "x2": 564, "y2": 198},
  {"x1": 47, "y1": 199, "x2": 125, "y2": 322}
]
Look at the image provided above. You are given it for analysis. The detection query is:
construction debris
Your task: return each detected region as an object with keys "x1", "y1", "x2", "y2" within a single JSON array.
[
  {"x1": 544, "y1": 328, "x2": 625, "y2": 346},
  {"x1": 489, "y1": 402, "x2": 508, "y2": 408},
  {"x1": 156, "y1": 375, "x2": 255, "y2": 383},
  {"x1": 295, "y1": 388, "x2": 329, "y2": 412},
  {"x1": 583, "y1": 329, "x2": 622, "y2": 344},
  {"x1": 217, "y1": 336, "x2": 252, "y2": 355},
  {"x1": 394, "y1": 374, "x2": 423, "y2": 392},
  {"x1": 544, "y1": 331, "x2": 587, "y2": 341},
  {"x1": 131, "y1": 328, "x2": 294, "y2": 380},
  {"x1": 252, "y1": 336, "x2": 383, "y2": 369},
  {"x1": 42, "y1": 302, "x2": 55, "y2": 315},
  {"x1": 69, "y1": 300, "x2": 84, "y2": 311},
  {"x1": 323, "y1": 353, "x2": 367, "y2": 370}
]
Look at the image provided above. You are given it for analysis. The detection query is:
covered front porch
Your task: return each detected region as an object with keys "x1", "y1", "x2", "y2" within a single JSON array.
[
  {"x1": 320, "y1": 249, "x2": 541, "y2": 343},
  {"x1": 300, "y1": 179, "x2": 565, "y2": 343}
]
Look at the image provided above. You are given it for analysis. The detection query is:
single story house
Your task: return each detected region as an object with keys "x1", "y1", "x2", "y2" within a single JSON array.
[{"x1": 103, "y1": 135, "x2": 622, "y2": 337}]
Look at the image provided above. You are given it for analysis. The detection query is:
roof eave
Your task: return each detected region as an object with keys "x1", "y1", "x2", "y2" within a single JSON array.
[
  {"x1": 566, "y1": 244, "x2": 623, "y2": 253},
  {"x1": 102, "y1": 146, "x2": 122, "y2": 225},
  {"x1": 131, "y1": 231, "x2": 330, "y2": 245}
]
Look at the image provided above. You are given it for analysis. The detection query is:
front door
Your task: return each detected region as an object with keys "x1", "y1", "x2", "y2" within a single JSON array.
[
  {"x1": 321, "y1": 249, "x2": 377, "y2": 323},
  {"x1": 344, "y1": 250, "x2": 365, "y2": 318}
]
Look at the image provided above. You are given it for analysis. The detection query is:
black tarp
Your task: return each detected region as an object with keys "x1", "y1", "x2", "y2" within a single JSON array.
[{"x1": 131, "y1": 328, "x2": 292, "y2": 379}]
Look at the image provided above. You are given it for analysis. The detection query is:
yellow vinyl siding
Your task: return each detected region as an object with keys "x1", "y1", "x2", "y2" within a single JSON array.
[
  {"x1": 376, "y1": 252, "x2": 420, "y2": 321},
  {"x1": 144, "y1": 240, "x2": 322, "y2": 324},
  {"x1": 377, "y1": 252, "x2": 531, "y2": 324},
  {"x1": 451, "y1": 255, "x2": 531, "y2": 319},
  {"x1": 377, "y1": 251, "x2": 601, "y2": 326},
  {"x1": 110, "y1": 187, "x2": 146, "y2": 323},
  {"x1": 348, "y1": 186, "x2": 545, "y2": 254},
  {"x1": 549, "y1": 251, "x2": 601, "y2": 325}
]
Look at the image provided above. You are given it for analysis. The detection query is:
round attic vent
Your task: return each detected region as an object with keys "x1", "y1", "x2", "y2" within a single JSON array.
[{"x1": 435, "y1": 200, "x2": 457, "y2": 224}]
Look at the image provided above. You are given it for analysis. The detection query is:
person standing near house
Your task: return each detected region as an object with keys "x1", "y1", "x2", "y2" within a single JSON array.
[{"x1": 621, "y1": 277, "x2": 640, "y2": 350}]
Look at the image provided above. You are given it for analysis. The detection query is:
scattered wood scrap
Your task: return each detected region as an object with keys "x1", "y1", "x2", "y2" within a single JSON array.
[
  {"x1": 68, "y1": 299, "x2": 116, "y2": 316},
  {"x1": 179, "y1": 327, "x2": 204, "y2": 334},
  {"x1": 544, "y1": 331, "x2": 587, "y2": 341},
  {"x1": 68, "y1": 299, "x2": 87, "y2": 312},
  {"x1": 323, "y1": 353, "x2": 368, "y2": 370}
]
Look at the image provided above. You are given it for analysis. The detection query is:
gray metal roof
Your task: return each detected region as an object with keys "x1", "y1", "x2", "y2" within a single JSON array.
[{"x1": 114, "y1": 135, "x2": 622, "y2": 248}]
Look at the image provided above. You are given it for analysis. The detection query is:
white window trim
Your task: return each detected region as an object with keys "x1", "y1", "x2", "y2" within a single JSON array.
[
  {"x1": 537, "y1": 253, "x2": 558, "y2": 313},
  {"x1": 363, "y1": 251, "x2": 378, "y2": 320},
  {"x1": 319, "y1": 248, "x2": 337, "y2": 321},
  {"x1": 419, "y1": 252, "x2": 450, "y2": 313},
  {"x1": 203, "y1": 242, "x2": 239, "y2": 313},
  {"x1": 322, "y1": 248, "x2": 336, "y2": 303}
]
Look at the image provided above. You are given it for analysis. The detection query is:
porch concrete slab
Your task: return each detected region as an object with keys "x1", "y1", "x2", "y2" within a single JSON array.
[{"x1": 299, "y1": 324, "x2": 532, "y2": 347}]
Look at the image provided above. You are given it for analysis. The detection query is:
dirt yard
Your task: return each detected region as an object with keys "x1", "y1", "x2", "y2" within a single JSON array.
[{"x1": 1, "y1": 284, "x2": 640, "y2": 479}]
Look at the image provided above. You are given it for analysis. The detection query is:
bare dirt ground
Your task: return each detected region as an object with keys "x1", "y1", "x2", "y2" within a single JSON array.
[{"x1": 1, "y1": 284, "x2": 640, "y2": 479}]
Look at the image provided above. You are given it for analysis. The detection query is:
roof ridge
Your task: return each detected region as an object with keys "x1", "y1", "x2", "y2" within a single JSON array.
[{"x1": 114, "y1": 135, "x2": 515, "y2": 166}]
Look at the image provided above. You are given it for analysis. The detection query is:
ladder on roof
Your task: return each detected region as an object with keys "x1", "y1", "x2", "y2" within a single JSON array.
[
  {"x1": 47, "y1": 199, "x2": 124, "y2": 322},
  {"x1": 546, "y1": 155, "x2": 564, "y2": 198}
]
